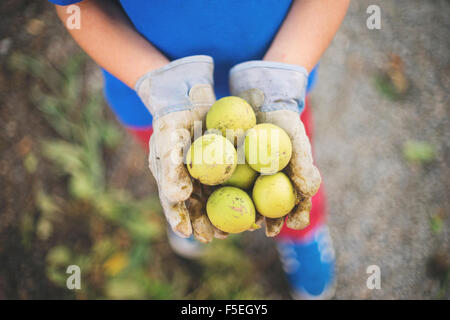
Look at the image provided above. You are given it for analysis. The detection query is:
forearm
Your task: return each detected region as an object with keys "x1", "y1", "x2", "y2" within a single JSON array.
[
  {"x1": 264, "y1": 0, "x2": 350, "y2": 72},
  {"x1": 55, "y1": 0, "x2": 168, "y2": 88}
]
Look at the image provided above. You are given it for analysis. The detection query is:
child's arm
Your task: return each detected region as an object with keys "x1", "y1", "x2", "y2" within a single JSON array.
[
  {"x1": 264, "y1": 0, "x2": 350, "y2": 72},
  {"x1": 55, "y1": 0, "x2": 169, "y2": 88}
]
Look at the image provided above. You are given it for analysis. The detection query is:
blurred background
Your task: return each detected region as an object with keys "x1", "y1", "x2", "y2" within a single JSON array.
[{"x1": 0, "y1": 0, "x2": 448, "y2": 299}]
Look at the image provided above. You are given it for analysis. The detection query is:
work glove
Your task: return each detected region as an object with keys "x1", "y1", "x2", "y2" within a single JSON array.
[
  {"x1": 136, "y1": 55, "x2": 228, "y2": 243},
  {"x1": 229, "y1": 61, "x2": 321, "y2": 237}
]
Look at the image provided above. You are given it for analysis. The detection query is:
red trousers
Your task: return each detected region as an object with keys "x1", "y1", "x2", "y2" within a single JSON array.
[{"x1": 127, "y1": 97, "x2": 326, "y2": 241}]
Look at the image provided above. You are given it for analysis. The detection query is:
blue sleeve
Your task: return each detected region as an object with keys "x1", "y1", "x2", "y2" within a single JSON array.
[
  {"x1": 48, "y1": 0, "x2": 83, "y2": 5},
  {"x1": 306, "y1": 65, "x2": 319, "y2": 94}
]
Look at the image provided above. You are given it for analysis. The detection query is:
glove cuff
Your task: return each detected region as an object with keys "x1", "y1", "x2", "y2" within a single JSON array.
[
  {"x1": 229, "y1": 60, "x2": 308, "y2": 114},
  {"x1": 135, "y1": 55, "x2": 215, "y2": 119},
  {"x1": 230, "y1": 60, "x2": 308, "y2": 76},
  {"x1": 135, "y1": 55, "x2": 213, "y2": 92}
]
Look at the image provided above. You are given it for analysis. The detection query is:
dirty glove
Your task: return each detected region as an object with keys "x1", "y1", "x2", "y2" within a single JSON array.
[
  {"x1": 136, "y1": 55, "x2": 227, "y2": 242},
  {"x1": 229, "y1": 61, "x2": 321, "y2": 237}
]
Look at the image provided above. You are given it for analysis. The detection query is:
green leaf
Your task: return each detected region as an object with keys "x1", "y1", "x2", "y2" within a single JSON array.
[
  {"x1": 8, "y1": 52, "x2": 47, "y2": 76},
  {"x1": 101, "y1": 124, "x2": 122, "y2": 149},
  {"x1": 105, "y1": 277, "x2": 146, "y2": 299},
  {"x1": 36, "y1": 217, "x2": 53, "y2": 241},
  {"x1": 41, "y1": 140, "x2": 85, "y2": 173},
  {"x1": 8, "y1": 52, "x2": 62, "y2": 90},
  {"x1": 36, "y1": 191, "x2": 60, "y2": 217},
  {"x1": 20, "y1": 211, "x2": 34, "y2": 248},
  {"x1": 374, "y1": 74, "x2": 400, "y2": 101},
  {"x1": 69, "y1": 173, "x2": 98, "y2": 200},
  {"x1": 403, "y1": 140, "x2": 436, "y2": 164},
  {"x1": 23, "y1": 152, "x2": 38, "y2": 173},
  {"x1": 47, "y1": 246, "x2": 72, "y2": 266},
  {"x1": 430, "y1": 214, "x2": 444, "y2": 235}
]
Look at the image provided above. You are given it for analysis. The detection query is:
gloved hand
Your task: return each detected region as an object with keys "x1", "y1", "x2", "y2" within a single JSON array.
[
  {"x1": 229, "y1": 61, "x2": 321, "y2": 237},
  {"x1": 136, "y1": 55, "x2": 227, "y2": 242}
]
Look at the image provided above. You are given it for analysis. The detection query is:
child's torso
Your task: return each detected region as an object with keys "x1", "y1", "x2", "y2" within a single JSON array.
[{"x1": 118, "y1": 0, "x2": 293, "y2": 95}]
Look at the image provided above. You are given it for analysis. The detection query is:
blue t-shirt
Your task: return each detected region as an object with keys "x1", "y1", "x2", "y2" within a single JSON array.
[{"x1": 50, "y1": 0, "x2": 317, "y2": 128}]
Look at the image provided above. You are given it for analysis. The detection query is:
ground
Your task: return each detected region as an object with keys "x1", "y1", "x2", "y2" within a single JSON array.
[
  {"x1": 313, "y1": 0, "x2": 449, "y2": 299},
  {"x1": 0, "y1": 0, "x2": 448, "y2": 299}
]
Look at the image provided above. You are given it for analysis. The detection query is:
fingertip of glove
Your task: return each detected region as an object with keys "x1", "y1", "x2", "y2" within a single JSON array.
[
  {"x1": 213, "y1": 227, "x2": 229, "y2": 239},
  {"x1": 172, "y1": 223, "x2": 193, "y2": 238},
  {"x1": 286, "y1": 209, "x2": 310, "y2": 230},
  {"x1": 194, "y1": 232, "x2": 213, "y2": 244},
  {"x1": 265, "y1": 217, "x2": 285, "y2": 237}
]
